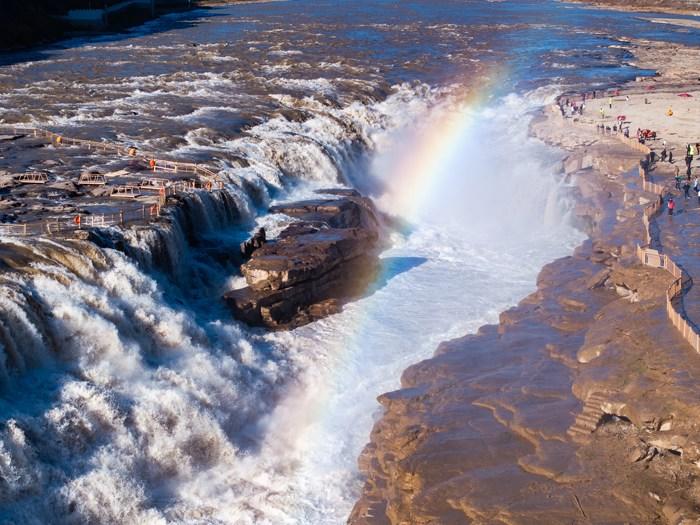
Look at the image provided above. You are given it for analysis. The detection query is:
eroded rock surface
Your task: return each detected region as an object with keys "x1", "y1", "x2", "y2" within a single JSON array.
[
  {"x1": 224, "y1": 190, "x2": 382, "y2": 329},
  {"x1": 350, "y1": 88, "x2": 700, "y2": 524}
]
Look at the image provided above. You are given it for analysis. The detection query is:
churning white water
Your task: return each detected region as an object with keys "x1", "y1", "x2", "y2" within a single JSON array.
[
  {"x1": 0, "y1": 82, "x2": 582, "y2": 525},
  {"x1": 221, "y1": 91, "x2": 586, "y2": 524}
]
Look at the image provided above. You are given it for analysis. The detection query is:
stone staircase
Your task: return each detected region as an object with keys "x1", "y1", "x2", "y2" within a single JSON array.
[{"x1": 567, "y1": 392, "x2": 608, "y2": 440}]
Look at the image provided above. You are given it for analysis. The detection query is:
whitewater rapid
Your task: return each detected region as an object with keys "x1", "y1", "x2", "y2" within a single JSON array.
[
  {"x1": 6, "y1": 0, "x2": 668, "y2": 520},
  {"x1": 3, "y1": 0, "x2": 700, "y2": 521},
  {"x1": 0, "y1": 77, "x2": 584, "y2": 524},
  {"x1": 224, "y1": 90, "x2": 586, "y2": 524}
]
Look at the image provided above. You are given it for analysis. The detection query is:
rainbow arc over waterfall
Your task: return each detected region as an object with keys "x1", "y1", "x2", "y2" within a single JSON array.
[
  {"x1": 272, "y1": 70, "x2": 510, "y2": 452},
  {"x1": 380, "y1": 68, "x2": 505, "y2": 221}
]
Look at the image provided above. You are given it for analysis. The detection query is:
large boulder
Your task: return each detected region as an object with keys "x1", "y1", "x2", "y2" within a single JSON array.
[{"x1": 224, "y1": 190, "x2": 383, "y2": 329}]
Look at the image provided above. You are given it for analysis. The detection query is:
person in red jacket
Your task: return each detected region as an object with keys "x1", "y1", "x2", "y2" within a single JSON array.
[{"x1": 668, "y1": 197, "x2": 675, "y2": 216}]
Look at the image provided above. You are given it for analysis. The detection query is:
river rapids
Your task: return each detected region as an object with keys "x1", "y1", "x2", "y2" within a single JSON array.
[{"x1": 0, "y1": 1, "x2": 697, "y2": 523}]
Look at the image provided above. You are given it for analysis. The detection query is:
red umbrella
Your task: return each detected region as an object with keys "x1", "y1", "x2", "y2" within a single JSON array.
[
  {"x1": 617, "y1": 115, "x2": 626, "y2": 121},
  {"x1": 678, "y1": 93, "x2": 693, "y2": 97}
]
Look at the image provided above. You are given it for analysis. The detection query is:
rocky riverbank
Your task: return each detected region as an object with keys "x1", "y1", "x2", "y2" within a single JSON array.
[
  {"x1": 570, "y1": 0, "x2": 700, "y2": 16},
  {"x1": 225, "y1": 189, "x2": 384, "y2": 329},
  {"x1": 350, "y1": 40, "x2": 700, "y2": 524}
]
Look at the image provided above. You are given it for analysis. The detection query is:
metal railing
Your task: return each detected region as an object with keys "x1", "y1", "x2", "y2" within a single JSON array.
[
  {"x1": 555, "y1": 103, "x2": 700, "y2": 353},
  {"x1": 0, "y1": 126, "x2": 222, "y2": 183},
  {"x1": 634, "y1": 152, "x2": 700, "y2": 353},
  {"x1": 0, "y1": 126, "x2": 226, "y2": 238},
  {"x1": 0, "y1": 204, "x2": 162, "y2": 237}
]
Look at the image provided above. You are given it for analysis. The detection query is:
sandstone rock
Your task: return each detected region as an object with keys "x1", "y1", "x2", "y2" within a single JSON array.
[
  {"x1": 577, "y1": 343, "x2": 606, "y2": 363},
  {"x1": 615, "y1": 282, "x2": 639, "y2": 302},
  {"x1": 240, "y1": 227, "x2": 266, "y2": 259},
  {"x1": 224, "y1": 191, "x2": 382, "y2": 329},
  {"x1": 659, "y1": 419, "x2": 673, "y2": 432},
  {"x1": 587, "y1": 268, "x2": 611, "y2": 289},
  {"x1": 560, "y1": 297, "x2": 588, "y2": 312},
  {"x1": 242, "y1": 228, "x2": 377, "y2": 291}
]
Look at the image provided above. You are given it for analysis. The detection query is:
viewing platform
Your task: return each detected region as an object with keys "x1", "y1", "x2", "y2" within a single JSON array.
[{"x1": 0, "y1": 126, "x2": 224, "y2": 237}]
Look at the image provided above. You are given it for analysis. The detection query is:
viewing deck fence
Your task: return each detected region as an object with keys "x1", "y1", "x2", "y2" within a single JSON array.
[
  {"x1": 0, "y1": 126, "x2": 226, "y2": 238},
  {"x1": 553, "y1": 103, "x2": 700, "y2": 353}
]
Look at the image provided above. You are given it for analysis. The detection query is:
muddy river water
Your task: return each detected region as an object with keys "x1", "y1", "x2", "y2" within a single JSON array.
[{"x1": 0, "y1": 1, "x2": 697, "y2": 523}]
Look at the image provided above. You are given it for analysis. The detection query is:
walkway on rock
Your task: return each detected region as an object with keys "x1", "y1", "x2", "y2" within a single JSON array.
[
  {"x1": 556, "y1": 95, "x2": 700, "y2": 355},
  {"x1": 648, "y1": 164, "x2": 700, "y2": 331},
  {"x1": 0, "y1": 126, "x2": 226, "y2": 237}
]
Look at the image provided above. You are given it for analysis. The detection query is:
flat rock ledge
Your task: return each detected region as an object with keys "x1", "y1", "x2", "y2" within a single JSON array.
[{"x1": 224, "y1": 189, "x2": 382, "y2": 329}]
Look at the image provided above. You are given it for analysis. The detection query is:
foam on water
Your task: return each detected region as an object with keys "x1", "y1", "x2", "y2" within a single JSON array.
[
  {"x1": 205, "y1": 90, "x2": 585, "y2": 524},
  {"x1": 3, "y1": 1, "x2": 700, "y2": 521},
  {"x1": 0, "y1": 81, "x2": 433, "y2": 523},
  {"x1": 0, "y1": 78, "x2": 583, "y2": 525}
]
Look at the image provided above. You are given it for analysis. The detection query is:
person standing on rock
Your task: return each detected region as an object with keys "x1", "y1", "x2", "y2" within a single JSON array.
[
  {"x1": 683, "y1": 180, "x2": 691, "y2": 199},
  {"x1": 608, "y1": 96, "x2": 613, "y2": 109},
  {"x1": 669, "y1": 150, "x2": 674, "y2": 164},
  {"x1": 675, "y1": 170, "x2": 683, "y2": 190},
  {"x1": 661, "y1": 148, "x2": 668, "y2": 162},
  {"x1": 668, "y1": 197, "x2": 675, "y2": 216}
]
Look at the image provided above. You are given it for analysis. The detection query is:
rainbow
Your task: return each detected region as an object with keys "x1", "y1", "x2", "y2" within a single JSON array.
[{"x1": 378, "y1": 68, "x2": 505, "y2": 222}]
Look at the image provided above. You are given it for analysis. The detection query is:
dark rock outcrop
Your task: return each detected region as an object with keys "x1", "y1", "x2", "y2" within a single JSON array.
[
  {"x1": 224, "y1": 190, "x2": 382, "y2": 329},
  {"x1": 240, "y1": 227, "x2": 267, "y2": 259}
]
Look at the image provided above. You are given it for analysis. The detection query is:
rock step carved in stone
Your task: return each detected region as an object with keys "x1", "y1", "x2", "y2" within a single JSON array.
[{"x1": 567, "y1": 393, "x2": 608, "y2": 440}]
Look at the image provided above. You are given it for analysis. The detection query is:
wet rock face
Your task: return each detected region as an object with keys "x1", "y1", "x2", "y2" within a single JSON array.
[{"x1": 224, "y1": 190, "x2": 382, "y2": 329}]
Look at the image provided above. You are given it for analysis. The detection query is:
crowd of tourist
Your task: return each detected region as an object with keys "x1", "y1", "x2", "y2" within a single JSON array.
[{"x1": 558, "y1": 91, "x2": 698, "y2": 216}]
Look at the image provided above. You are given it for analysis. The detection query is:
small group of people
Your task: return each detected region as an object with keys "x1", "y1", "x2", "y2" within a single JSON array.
[
  {"x1": 562, "y1": 97, "x2": 585, "y2": 117},
  {"x1": 560, "y1": 89, "x2": 626, "y2": 119},
  {"x1": 668, "y1": 143, "x2": 699, "y2": 214},
  {"x1": 636, "y1": 128, "x2": 657, "y2": 145},
  {"x1": 674, "y1": 174, "x2": 700, "y2": 198},
  {"x1": 668, "y1": 183, "x2": 700, "y2": 215},
  {"x1": 596, "y1": 122, "x2": 628, "y2": 135},
  {"x1": 667, "y1": 181, "x2": 700, "y2": 215}
]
